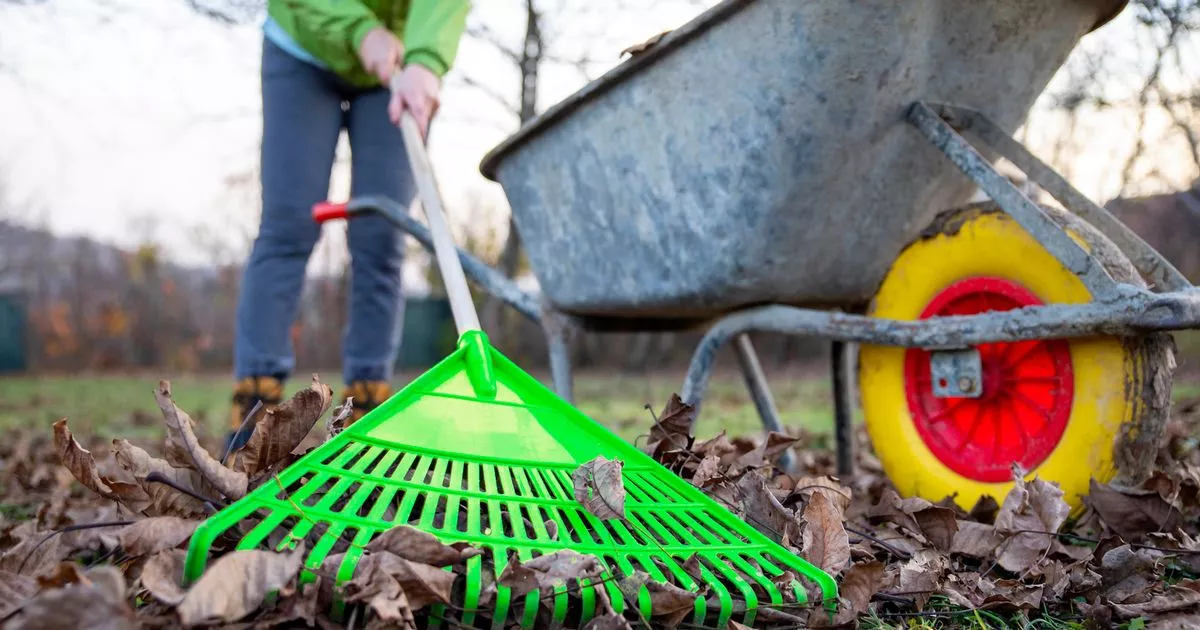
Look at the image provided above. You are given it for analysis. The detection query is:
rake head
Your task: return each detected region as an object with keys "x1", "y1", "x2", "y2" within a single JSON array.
[{"x1": 183, "y1": 332, "x2": 838, "y2": 628}]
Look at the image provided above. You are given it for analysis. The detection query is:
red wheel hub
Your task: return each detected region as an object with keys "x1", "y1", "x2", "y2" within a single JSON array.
[{"x1": 904, "y1": 277, "x2": 1074, "y2": 483}]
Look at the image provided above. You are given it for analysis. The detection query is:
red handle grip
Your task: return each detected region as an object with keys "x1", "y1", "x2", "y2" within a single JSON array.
[{"x1": 312, "y1": 201, "x2": 350, "y2": 223}]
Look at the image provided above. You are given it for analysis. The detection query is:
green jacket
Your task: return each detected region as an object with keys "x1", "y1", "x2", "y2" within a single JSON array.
[{"x1": 268, "y1": 0, "x2": 470, "y2": 87}]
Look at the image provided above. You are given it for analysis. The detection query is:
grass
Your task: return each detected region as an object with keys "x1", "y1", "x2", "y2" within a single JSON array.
[
  {"x1": 3, "y1": 364, "x2": 1197, "y2": 447},
  {"x1": 0, "y1": 367, "x2": 837, "y2": 445}
]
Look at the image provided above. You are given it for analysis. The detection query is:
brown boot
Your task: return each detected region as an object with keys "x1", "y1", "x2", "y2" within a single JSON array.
[
  {"x1": 226, "y1": 375, "x2": 284, "y2": 451},
  {"x1": 341, "y1": 380, "x2": 393, "y2": 426}
]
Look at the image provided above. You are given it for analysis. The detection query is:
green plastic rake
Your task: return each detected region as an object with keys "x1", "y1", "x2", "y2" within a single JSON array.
[{"x1": 182, "y1": 112, "x2": 838, "y2": 628}]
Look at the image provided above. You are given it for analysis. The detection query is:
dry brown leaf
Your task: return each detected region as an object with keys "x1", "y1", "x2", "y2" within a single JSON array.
[
  {"x1": 951, "y1": 520, "x2": 1003, "y2": 558},
  {"x1": 364, "y1": 525, "x2": 482, "y2": 567},
  {"x1": 993, "y1": 472, "x2": 1070, "y2": 573},
  {"x1": 176, "y1": 546, "x2": 306, "y2": 626},
  {"x1": 52, "y1": 419, "x2": 150, "y2": 513},
  {"x1": 583, "y1": 614, "x2": 634, "y2": 630},
  {"x1": 800, "y1": 492, "x2": 851, "y2": 576},
  {"x1": 6, "y1": 565, "x2": 135, "y2": 630},
  {"x1": 644, "y1": 578, "x2": 699, "y2": 627},
  {"x1": 1088, "y1": 478, "x2": 1183, "y2": 541},
  {"x1": 736, "y1": 471, "x2": 793, "y2": 543},
  {"x1": 573, "y1": 456, "x2": 626, "y2": 520},
  {"x1": 112, "y1": 439, "x2": 218, "y2": 519},
  {"x1": 140, "y1": 549, "x2": 187, "y2": 605},
  {"x1": 692, "y1": 430, "x2": 735, "y2": 460},
  {"x1": 35, "y1": 561, "x2": 84, "y2": 589},
  {"x1": 830, "y1": 560, "x2": 884, "y2": 626},
  {"x1": 0, "y1": 522, "x2": 68, "y2": 578},
  {"x1": 620, "y1": 29, "x2": 670, "y2": 57},
  {"x1": 691, "y1": 455, "x2": 722, "y2": 488},
  {"x1": 497, "y1": 549, "x2": 606, "y2": 599},
  {"x1": 1100, "y1": 544, "x2": 1163, "y2": 604},
  {"x1": 646, "y1": 394, "x2": 694, "y2": 459},
  {"x1": 0, "y1": 570, "x2": 37, "y2": 619},
  {"x1": 1111, "y1": 579, "x2": 1200, "y2": 618},
  {"x1": 615, "y1": 571, "x2": 698, "y2": 627},
  {"x1": 867, "y1": 488, "x2": 958, "y2": 550},
  {"x1": 155, "y1": 381, "x2": 248, "y2": 500},
  {"x1": 789, "y1": 475, "x2": 853, "y2": 515},
  {"x1": 117, "y1": 516, "x2": 200, "y2": 557},
  {"x1": 344, "y1": 552, "x2": 457, "y2": 626},
  {"x1": 987, "y1": 579, "x2": 1045, "y2": 609},
  {"x1": 893, "y1": 550, "x2": 949, "y2": 609},
  {"x1": 226, "y1": 375, "x2": 333, "y2": 477}
]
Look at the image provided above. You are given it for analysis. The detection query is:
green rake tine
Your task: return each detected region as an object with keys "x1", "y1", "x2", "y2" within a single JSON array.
[{"x1": 181, "y1": 110, "x2": 839, "y2": 628}]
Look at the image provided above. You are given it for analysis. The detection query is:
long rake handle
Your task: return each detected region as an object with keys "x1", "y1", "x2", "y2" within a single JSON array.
[{"x1": 398, "y1": 111, "x2": 482, "y2": 336}]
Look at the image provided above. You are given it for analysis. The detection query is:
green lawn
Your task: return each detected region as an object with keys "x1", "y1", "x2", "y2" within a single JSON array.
[
  {"x1": 0, "y1": 368, "x2": 837, "y2": 446},
  {"x1": 3, "y1": 367, "x2": 1197, "y2": 448}
]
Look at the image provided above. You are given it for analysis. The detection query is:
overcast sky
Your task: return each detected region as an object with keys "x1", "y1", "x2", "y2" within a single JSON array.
[{"x1": 0, "y1": 0, "x2": 1195, "y2": 279}]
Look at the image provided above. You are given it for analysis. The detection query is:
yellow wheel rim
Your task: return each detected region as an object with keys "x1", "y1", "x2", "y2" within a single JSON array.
[{"x1": 858, "y1": 207, "x2": 1136, "y2": 511}]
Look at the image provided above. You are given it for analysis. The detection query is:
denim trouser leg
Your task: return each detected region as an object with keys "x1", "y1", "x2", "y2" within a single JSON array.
[
  {"x1": 235, "y1": 37, "x2": 411, "y2": 385},
  {"x1": 341, "y1": 89, "x2": 414, "y2": 383}
]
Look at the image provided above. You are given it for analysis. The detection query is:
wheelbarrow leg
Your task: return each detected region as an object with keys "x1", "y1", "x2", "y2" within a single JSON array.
[
  {"x1": 732, "y1": 334, "x2": 797, "y2": 474},
  {"x1": 831, "y1": 341, "x2": 856, "y2": 477},
  {"x1": 541, "y1": 307, "x2": 576, "y2": 404}
]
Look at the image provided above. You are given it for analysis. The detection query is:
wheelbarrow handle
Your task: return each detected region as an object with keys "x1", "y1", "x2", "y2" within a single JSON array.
[{"x1": 310, "y1": 113, "x2": 483, "y2": 337}]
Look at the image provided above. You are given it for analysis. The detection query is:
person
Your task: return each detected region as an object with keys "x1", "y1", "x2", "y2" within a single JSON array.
[{"x1": 228, "y1": 0, "x2": 470, "y2": 448}]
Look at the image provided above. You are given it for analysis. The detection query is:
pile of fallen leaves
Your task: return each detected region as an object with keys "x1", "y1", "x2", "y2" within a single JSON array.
[{"x1": 1, "y1": 379, "x2": 1200, "y2": 628}]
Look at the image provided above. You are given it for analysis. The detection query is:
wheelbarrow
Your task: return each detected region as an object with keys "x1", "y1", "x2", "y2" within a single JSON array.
[{"x1": 330, "y1": 0, "x2": 1193, "y2": 517}]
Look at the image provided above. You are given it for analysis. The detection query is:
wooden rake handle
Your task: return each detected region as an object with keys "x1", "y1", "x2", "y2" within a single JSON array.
[{"x1": 398, "y1": 111, "x2": 482, "y2": 337}]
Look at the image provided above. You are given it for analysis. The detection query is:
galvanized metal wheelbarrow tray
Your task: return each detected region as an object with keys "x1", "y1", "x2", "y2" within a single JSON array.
[{"x1": 345, "y1": 0, "x2": 1199, "y2": 509}]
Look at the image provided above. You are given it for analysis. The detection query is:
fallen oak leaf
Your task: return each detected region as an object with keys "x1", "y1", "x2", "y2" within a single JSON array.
[
  {"x1": 1110, "y1": 579, "x2": 1200, "y2": 618},
  {"x1": 140, "y1": 549, "x2": 187, "y2": 606},
  {"x1": 691, "y1": 455, "x2": 722, "y2": 488},
  {"x1": 117, "y1": 516, "x2": 200, "y2": 557},
  {"x1": 498, "y1": 549, "x2": 606, "y2": 599},
  {"x1": 582, "y1": 614, "x2": 634, "y2": 630},
  {"x1": 35, "y1": 562, "x2": 84, "y2": 589},
  {"x1": 0, "y1": 570, "x2": 37, "y2": 619},
  {"x1": 226, "y1": 375, "x2": 333, "y2": 478},
  {"x1": 620, "y1": 29, "x2": 671, "y2": 58},
  {"x1": 787, "y1": 475, "x2": 853, "y2": 515},
  {"x1": 829, "y1": 560, "x2": 884, "y2": 626},
  {"x1": 1088, "y1": 478, "x2": 1182, "y2": 542},
  {"x1": 155, "y1": 381, "x2": 248, "y2": 500},
  {"x1": 800, "y1": 492, "x2": 851, "y2": 577},
  {"x1": 342, "y1": 552, "x2": 457, "y2": 627},
  {"x1": 364, "y1": 525, "x2": 482, "y2": 567},
  {"x1": 573, "y1": 456, "x2": 626, "y2": 521},
  {"x1": 645, "y1": 394, "x2": 694, "y2": 460},
  {"x1": 993, "y1": 469, "x2": 1070, "y2": 573},
  {"x1": 950, "y1": 520, "x2": 1002, "y2": 559},
  {"x1": 52, "y1": 419, "x2": 151, "y2": 514},
  {"x1": 112, "y1": 439, "x2": 220, "y2": 519},
  {"x1": 616, "y1": 571, "x2": 699, "y2": 627},
  {"x1": 736, "y1": 471, "x2": 793, "y2": 543},
  {"x1": 7, "y1": 565, "x2": 135, "y2": 630},
  {"x1": 176, "y1": 545, "x2": 306, "y2": 626}
]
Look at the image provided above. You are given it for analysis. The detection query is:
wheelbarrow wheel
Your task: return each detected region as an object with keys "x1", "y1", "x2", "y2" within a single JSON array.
[{"x1": 858, "y1": 202, "x2": 1173, "y2": 512}]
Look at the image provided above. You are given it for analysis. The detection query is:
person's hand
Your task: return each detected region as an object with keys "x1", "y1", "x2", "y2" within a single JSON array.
[
  {"x1": 388, "y1": 63, "x2": 441, "y2": 138},
  {"x1": 357, "y1": 26, "x2": 404, "y2": 84}
]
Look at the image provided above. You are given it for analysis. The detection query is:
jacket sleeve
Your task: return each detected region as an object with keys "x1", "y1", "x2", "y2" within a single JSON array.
[
  {"x1": 280, "y1": 0, "x2": 383, "y2": 69},
  {"x1": 401, "y1": 0, "x2": 471, "y2": 78}
]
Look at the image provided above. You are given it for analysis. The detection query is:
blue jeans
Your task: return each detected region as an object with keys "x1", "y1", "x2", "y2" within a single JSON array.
[{"x1": 234, "y1": 37, "x2": 414, "y2": 385}]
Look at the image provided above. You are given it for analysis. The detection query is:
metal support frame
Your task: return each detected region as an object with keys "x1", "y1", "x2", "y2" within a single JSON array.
[
  {"x1": 907, "y1": 103, "x2": 1124, "y2": 301},
  {"x1": 349, "y1": 100, "x2": 1200, "y2": 472},
  {"x1": 732, "y1": 334, "x2": 795, "y2": 472},
  {"x1": 923, "y1": 103, "x2": 1191, "y2": 293},
  {"x1": 831, "y1": 341, "x2": 855, "y2": 477}
]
